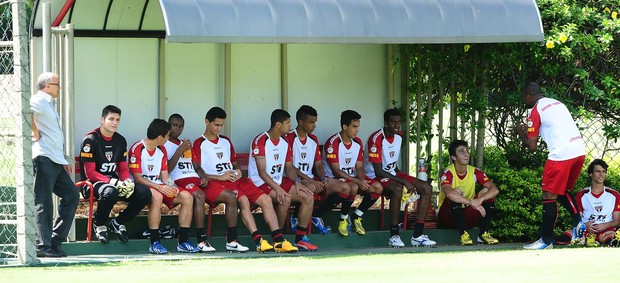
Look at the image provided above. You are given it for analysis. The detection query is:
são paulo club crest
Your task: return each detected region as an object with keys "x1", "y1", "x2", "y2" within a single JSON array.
[
  {"x1": 147, "y1": 164, "x2": 154, "y2": 172},
  {"x1": 595, "y1": 206, "x2": 603, "y2": 213},
  {"x1": 345, "y1": 158, "x2": 351, "y2": 164},
  {"x1": 105, "y1": 151, "x2": 113, "y2": 161},
  {"x1": 300, "y1": 152, "x2": 307, "y2": 160},
  {"x1": 389, "y1": 151, "x2": 395, "y2": 158},
  {"x1": 217, "y1": 152, "x2": 224, "y2": 159},
  {"x1": 274, "y1": 154, "x2": 280, "y2": 161}
]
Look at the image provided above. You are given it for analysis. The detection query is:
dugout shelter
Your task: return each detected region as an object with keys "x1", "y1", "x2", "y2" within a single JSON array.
[{"x1": 29, "y1": 0, "x2": 544, "y2": 172}]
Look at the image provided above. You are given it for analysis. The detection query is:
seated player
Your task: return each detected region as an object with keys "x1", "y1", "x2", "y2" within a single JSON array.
[
  {"x1": 79, "y1": 105, "x2": 151, "y2": 244},
  {"x1": 437, "y1": 140, "x2": 499, "y2": 246},
  {"x1": 323, "y1": 110, "x2": 383, "y2": 236},
  {"x1": 285, "y1": 105, "x2": 353, "y2": 236},
  {"x1": 365, "y1": 108, "x2": 436, "y2": 247},
  {"x1": 192, "y1": 107, "x2": 297, "y2": 253},
  {"x1": 129, "y1": 119, "x2": 197, "y2": 254},
  {"x1": 248, "y1": 109, "x2": 318, "y2": 251},
  {"x1": 570, "y1": 159, "x2": 620, "y2": 247}
]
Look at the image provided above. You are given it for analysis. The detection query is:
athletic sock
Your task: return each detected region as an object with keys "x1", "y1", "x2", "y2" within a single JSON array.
[
  {"x1": 178, "y1": 227, "x2": 190, "y2": 243},
  {"x1": 149, "y1": 229, "x2": 160, "y2": 244},
  {"x1": 295, "y1": 226, "x2": 308, "y2": 243},
  {"x1": 196, "y1": 228, "x2": 206, "y2": 243},
  {"x1": 541, "y1": 199, "x2": 558, "y2": 245},
  {"x1": 479, "y1": 202, "x2": 496, "y2": 235},
  {"x1": 271, "y1": 228, "x2": 284, "y2": 243},
  {"x1": 451, "y1": 204, "x2": 466, "y2": 235},
  {"x1": 313, "y1": 193, "x2": 345, "y2": 217},
  {"x1": 390, "y1": 225, "x2": 399, "y2": 237},
  {"x1": 251, "y1": 231, "x2": 262, "y2": 245},
  {"x1": 356, "y1": 193, "x2": 379, "y2": 214},
  {"x1": 227, "y1": 226, "x2": 238, "y2": 243},
  {"x1": 412, "y1": 221, "x2": 425, "y2": 238},
  {"x1": 340, "y1": 195, "x2": 355, "y2": 216}
]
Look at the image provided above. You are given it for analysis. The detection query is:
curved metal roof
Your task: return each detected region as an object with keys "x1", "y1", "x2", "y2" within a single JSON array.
[{"x1": 32, "y1": 0, "x2": 544, "y2": 43}]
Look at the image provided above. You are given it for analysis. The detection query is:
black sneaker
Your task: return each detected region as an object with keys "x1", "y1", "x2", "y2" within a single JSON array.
[
  {"x1": 109, "y1": 219, "x2": 129, "y2": 243},
  {"x1": 51, "y1": 246, "x2": 67, "y2": 257},
  {"x1": 93, "y1": 223, "x2": 109, "y2": 243}
]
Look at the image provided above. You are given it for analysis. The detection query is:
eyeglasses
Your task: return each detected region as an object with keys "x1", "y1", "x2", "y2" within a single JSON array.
[{"x1": 48, "y1": 83, "x2": 60, "y2": 86}]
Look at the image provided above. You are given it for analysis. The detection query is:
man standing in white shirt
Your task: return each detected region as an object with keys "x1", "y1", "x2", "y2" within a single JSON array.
[
  {"x1": 515, "y1": 82, "x2": 586, "y2": 250},
  {"x1": 30, "y1": 72, "x2": 78, "y2": 257}
]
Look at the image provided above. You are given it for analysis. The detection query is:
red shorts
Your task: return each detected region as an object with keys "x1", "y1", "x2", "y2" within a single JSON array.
[
  {"x1": 203, "y1": 180, "x2": 242, "y2": 206},
  {"x1": 542, "y1": 155, "x2": 585, "y2": 195},
  {"x1": 258, "y1": 177, "x2": 295, "y2": 194},
  {"x1": 437, "y1": 195, "x2": 496, "y2": 229},
  {"x1": 173, "y1": 177, "x2": 203, "y2": 194},
  {"x1": 209, "y1": 178, "x2": 265, "y2": 204},
  {"x1": 376, "y1": 172, "x2": 415, "y2": 186}
]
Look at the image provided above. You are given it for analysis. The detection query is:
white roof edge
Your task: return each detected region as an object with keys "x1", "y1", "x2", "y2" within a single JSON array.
[{"x1": 159, "y1": 0, "x2": 544, "y2": 44}]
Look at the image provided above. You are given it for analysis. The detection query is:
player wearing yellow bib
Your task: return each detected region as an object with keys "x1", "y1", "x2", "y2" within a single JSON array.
[{"x1": 438, "y1": 140, "x2": 499, "y2": 245}]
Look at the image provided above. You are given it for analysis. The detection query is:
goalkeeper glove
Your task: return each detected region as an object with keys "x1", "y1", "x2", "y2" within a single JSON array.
[{"x1": 117, "y1": 179, "x2": 135, "y2": 198}]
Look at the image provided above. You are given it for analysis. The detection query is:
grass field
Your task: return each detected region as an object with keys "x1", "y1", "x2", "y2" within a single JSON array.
[{"x1": 1, "y1": 247, "x2": 618, "y2": 282}]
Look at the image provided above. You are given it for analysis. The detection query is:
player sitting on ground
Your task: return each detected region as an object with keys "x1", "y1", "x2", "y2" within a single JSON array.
[
  {"x1": 129, "y1": 119, "x2": 197, "y2": 254},
  {"x1": 323, "y1": 110, "x2": 383, "y2": 236},
  {"x1": 285, "y1": 105, "x2": 353, "y2": 236},
  {"x1": 248, "y1": 109, "x2": 318, "y2": 251},
  {"x1": 437, "y1": 139, "x2": 499, "y2": 246},
  {"x1": 565, "y1": 159, "x2": 620, "y2": 247},
  {"x1": 193, "y1": 107, "x2": 297, "y2": 253}
]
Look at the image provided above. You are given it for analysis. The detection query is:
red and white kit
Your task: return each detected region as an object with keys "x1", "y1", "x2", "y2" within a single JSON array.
[
  {"x1": 163, "y1": 140, "x2": 200, "y2": 181},
  {"x1": 284, "y1": 129, "x2": 322, "y2": 178},
  {"x1": 128, "y1": 140, "x2": 167, "y2": 185},
  {"x1": 364, "y1": 128, "x2": 402, "y2": 179},
  {"x1": 248, "y1": 132, "x2": 292, "y2": 187},
  {"x1": 323, "y1": 133, "x2": 364, "y2": 178}
]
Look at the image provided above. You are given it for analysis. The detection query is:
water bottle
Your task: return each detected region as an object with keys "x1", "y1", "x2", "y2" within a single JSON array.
[{"x1": 417, "y1": 158, "x2": 427, "y2": 181}]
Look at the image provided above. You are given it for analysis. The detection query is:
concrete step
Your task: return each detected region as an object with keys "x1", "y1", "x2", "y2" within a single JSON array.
[{"x1": 63, "y1": 228, "x2": 484, "y2": 255}]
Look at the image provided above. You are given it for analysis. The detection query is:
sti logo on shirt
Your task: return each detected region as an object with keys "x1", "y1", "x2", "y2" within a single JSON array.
[
  {"x1": 341, "y1": 166, "x2": 354, "y2": 176},
  {"x1": 297, "y1": 163, "x2": 310, "y2": 172},
  {"x1": 100, "y1": 162, "x2": 117, "y2": 173},
  {"x1": 215, "y1": 162, "x2": 233, "y2": 172},
  {"x1": 270, "y1": 164, "x2": 283, "y2": 174}
]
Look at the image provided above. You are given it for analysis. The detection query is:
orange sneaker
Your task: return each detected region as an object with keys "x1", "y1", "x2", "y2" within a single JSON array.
[{"x1": 295, "y1": 240, "x2": 318, "y2": 252}]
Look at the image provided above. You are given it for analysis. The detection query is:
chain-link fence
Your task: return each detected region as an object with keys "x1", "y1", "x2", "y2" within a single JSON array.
[{"x1": 0, "y1": 0, "x2": 34, "y2": 266}]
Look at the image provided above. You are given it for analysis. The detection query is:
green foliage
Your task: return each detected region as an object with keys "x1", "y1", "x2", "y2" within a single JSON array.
[{"x1": 402, "y1": 0, "x2": 620, "y2": 147}]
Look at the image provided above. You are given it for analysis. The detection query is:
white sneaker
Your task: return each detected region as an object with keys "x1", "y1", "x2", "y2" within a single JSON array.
[
  {"x1": 388, "y1": 235, "x2": 405, "y2": 248},
  {"x1": 523, "y1": 238, "x2": 553, "y2": 250},
  {"x1": 197, "y1": 241, "x2": 216, "y2": 253},
  {"x1": 411, "y1": 234, "x2": 437, "y2": 247},
  {"x1": 226, "y1": 241, "x2": 249, "y2": 253}
]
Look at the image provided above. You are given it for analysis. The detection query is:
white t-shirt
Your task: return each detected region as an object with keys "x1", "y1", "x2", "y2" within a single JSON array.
[
  {"x1": 527, "y1": 97, "x2": 585, "y2": 160},
  {"x1": 163, "y1": 140, "x2": 199, "y2": 181}
]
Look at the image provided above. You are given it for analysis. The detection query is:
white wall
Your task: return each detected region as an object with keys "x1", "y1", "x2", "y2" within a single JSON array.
[
  {"x1": 163, "y1": 43, "x2": 223, "y2": 141},
  {"x1": 287, "y1": 44, "x2": 387, "y2": 145},
  {"x1": 230, "y1": 44, "x2": 282, "y2": 151},
  {"x1": 73, "y1": 38, "x2": 159, "y2": 151}
]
